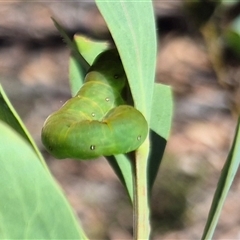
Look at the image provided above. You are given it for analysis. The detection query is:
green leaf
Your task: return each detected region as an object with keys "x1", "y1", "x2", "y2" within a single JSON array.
[
  {"x1": 150, "y1": 84, "x2": 173, "y2": 140},
  {"x1": 223, "y1": 30, "x2": 240, "y2": 57},
  {"x1": 93, "y1": 8, "x2": 158, "y2": 233},
  {"x1": 73, "y1": 35, "x2": 109, "y2": 65},
  {"x1": 201, "y1": 117, "x2": 240, "y2": 239},
  {"x1": 221, "y1": 0, "x2": 239, "y2": 6},
  {"x1": 0, "y1": 121, "x2": 88, "y2": 239},
  {"x1": 147, "y1": 131, "x2": 167, "y2": 191},
  {"x1": 231, "y1": 15, "x2": 240, "y2": 34},
  {"x1": 148, "y1": 84, "x2": 173, "y2": 191},
  {"x1": 106, "y1": 154, "x2": 134, "y2": 202},
  {"x1": 222, "y1": 15, "x2": 240, "y2": 59},
  {"x1": 53, "y1": 18, "x2": 110, "y2": 96},
  {"x1": 69, "y1": 55, "x2": 86, "y2": 96},
  {"x1": 69, "y1": 35, "x2": 109, "y2": 96},
  {"x1": 0, "y1": 84, "x2": 46, "y2": 168},
  {"x1": 95, "y1": 0, "x2": 157, "y2": 121},
  {"x1": 51, "y1": 18, "x2": 90, "y2": 96},
  {"x1": 52, "y1": 18, "x2": 89, "y2": 72}
]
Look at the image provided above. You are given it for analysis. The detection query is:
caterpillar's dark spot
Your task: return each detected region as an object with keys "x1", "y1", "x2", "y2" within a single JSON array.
[
  {"x1": 48, "y1": 146, "x2": 53, "y2": 151},
  {"x1": 137, "y1": 136, "x2": 141, "y2": 141},
  {"x1": 114, "y1": 74, "x2": 119, "y2": 79},
  {"x1": 90, "y1": 145, "x2": 95, "y2": 150}
]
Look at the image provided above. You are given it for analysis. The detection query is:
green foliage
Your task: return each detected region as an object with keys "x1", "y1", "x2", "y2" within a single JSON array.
[
  {"x1": 223, "y1": 15, "x2": 240, "y2": 59},
  {"x1": 201, "y1": 118, "x2": 240, "y2": 239},
  {"x1": 1, "y1": 0, "x2": 240, "y2": 239},
  {"x1": 0, "y1": 85, "x2": 46, "y2": 167},
  {"x1": 0, "y1": 1, "x2": 172, "y2": 239},
  {"x1": 148, "y1": 85, "x2": 173, "y2": 190},
  {"x1": 98, "y1": 2, "x2": 158, "y2": 233},
  {"x1": 96, "y1": 1, "x2": 156, "y2": 121},
  {"x1": 0, "y1": 86, "x2": 87, "y2": 239},
  {"x1": 69, "y1": 35, "x2": 109, "y2": 96},
  {"x1": 51, "y1": 1, "x2": 172, "y2": 238}
]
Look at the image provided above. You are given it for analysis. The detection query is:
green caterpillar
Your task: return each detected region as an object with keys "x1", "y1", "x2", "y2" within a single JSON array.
[{"x1": 41, "y1": 49, "x2": 148, "y2": 160}]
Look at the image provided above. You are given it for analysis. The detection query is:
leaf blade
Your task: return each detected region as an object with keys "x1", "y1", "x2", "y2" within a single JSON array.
[
  {"x1": 69, "y1": 35, "x2": 109, "y2": 96},
  {"x1": 148, "y1": 83, "x2": 173, "y2": 189},
  {"x1": 201, "y1": 117, "x2": 240, "y2": 239},
  {"x1": 95, "y1": 0, "x2": 157, "y2": 120},
  {"x1": 106, "y1": 154, "x2": 134, "y2": 202},
  {"x1": 0, "y1": 84, "x2": 46, "y2": 168},
  {"x1": 0, "y1": 121, "x2": 88, "y2": 239}
]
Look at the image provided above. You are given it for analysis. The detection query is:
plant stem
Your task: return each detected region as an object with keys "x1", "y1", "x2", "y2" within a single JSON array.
[{"x1": 133, "y1": 139, "x2": 151, "y2": 240}]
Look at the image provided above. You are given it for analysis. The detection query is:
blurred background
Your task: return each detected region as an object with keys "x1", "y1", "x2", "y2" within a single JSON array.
[{"x1": 0, "y1": 1, "x2": 240, "y2": 239}]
